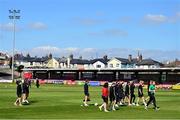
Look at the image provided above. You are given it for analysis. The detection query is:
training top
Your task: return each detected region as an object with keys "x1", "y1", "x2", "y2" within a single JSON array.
[
  {"x1": 119, "y1": 84, "x2": 124, "y2": 94},
  {"x1": 125, "y1": 84, "x2": 129, "y2": 95},
  {"x1": 138, "y1": 84, "x2": 143, "y2": 94},
  {"x1": 149, "y1": 84, "x2": 155, "y2": 94},
  {"x1": 22, "y1": 82, "x2": 29, "y2": 93},
  {"x1": 109, "y1": 85, "x2": 116, "y2": 97},
  {"x1": 130, "y1": 84, "x2": 135, "y2": 94},
  {"x1": 84, "y1": 83, "x2": 89, "y2": 93},
  {"x1": 102, "y1": 87, "x2": 108, "y2": 97},
  {"x1": 17, "y1": 84, "x2": 22, "y2": 95}
]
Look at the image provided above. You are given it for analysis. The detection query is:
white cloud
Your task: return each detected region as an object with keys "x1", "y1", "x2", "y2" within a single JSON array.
[
  {"x1": 169, "y1": 12, "x2": 180, "y2": 23},
  {"x1": 31, "y1": 46, "x2": 60, "y2": 56},
  {"x1": 21, "y1": 46, "x2": 180, "y2": 61},
  {"x1": 88, "y1": 28, "x2": 128, "y2": 37},
  {"x1": 82, "y1": 48, "x2": 97, "y2": 52},
  {"x1": 176, "y1": 12, "x2": 180, "y2": 17},
  {"x1": 96, "y1": 11, "x2": 105, "y2": 16},
  {"x1": 117, "y1": 16, "x2": 132, "y2": 23},
  {"x1": 144, "y1": 14, "x2": 167, "y2": 24},
  {"x1": 0, "y1": 23, "x2": 20, "y2": 31},
  {"x1": 104, "y1": 29, "x2": 128, "y2": 37},
  {"x1": 64, "y1": 47, "x2": 79, "y2": 52},
  {"x1": 74, "y1": 18, "x2": 105, "y2": 26},
  {"x1": 0, "y1": 22, "x2": 47, "y2": 31},
  {"x1": 143, "y1": 12, "x2": 180, "y2": 25},
  {"x1": 28, "y1": 22, "x2": 47, "y2": 30}
]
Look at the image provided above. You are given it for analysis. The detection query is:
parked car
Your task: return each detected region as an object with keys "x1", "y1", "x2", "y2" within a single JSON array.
[{"x1": 172, "y1": 83, "x2": 180, "y2": 90}]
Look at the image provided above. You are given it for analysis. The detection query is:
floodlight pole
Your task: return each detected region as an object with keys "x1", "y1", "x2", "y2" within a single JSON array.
[{"x1": 9, "y1": 9, "x2": 20, "y2": 82}]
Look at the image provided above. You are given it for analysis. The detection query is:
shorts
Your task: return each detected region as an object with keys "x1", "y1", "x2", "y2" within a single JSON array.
[
  {"x1": 84, "y1": 92, "x2": 89, "y2": 96},
  {"x1": 130, "y1": 93, "x2": 135, "y2": 97},
  {"x1": 138, "y1": 93, "x2": 144, "y2": 97},
  {"x1": 22, "y1": 89, "x2": 29, "y2": 94},
  {"x1": 109, "y1": 96, "x2": 115, "y2": 102},
  {"x1": 125, "y1": 93, "x2": 129, "y2": 97},
  {"x1": 102, "y1": 96, "x2": 108, "y2": 103}
]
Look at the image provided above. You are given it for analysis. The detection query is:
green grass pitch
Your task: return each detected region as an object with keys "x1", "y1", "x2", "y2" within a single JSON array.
[{"x1": 0, "y1": 83, "x2": 180, "y2": 119}]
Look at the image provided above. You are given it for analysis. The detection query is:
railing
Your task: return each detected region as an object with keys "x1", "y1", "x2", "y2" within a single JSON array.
[{"x1": 22, "y1": 67, "x2": 180, "y2": 71}]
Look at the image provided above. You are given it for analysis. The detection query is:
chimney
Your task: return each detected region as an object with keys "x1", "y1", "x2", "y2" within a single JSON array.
[
  {"x1": 49, "y1": 53, "x2": 52, "y2": 59},
  {"x1": 137, "y1": 54, "x2": 143, "y2": 62},
  {"x1": 79, "y1": 56, "x2": 82, "y2": 60},
  {"x1": 103, "y1": 55, "x2": 108, "y2": 61},
  {"x1": 128, "y1": 54, "x2": 132, "y2": 62},
  {"x1": 69, "y1": 54, "x2": 73, "y2": 60}
]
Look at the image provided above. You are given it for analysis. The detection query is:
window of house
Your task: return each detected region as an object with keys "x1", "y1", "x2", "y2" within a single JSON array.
[
  {"x1": 116, "y1": 63, "x2": 120, "y2": 67},
  {"x1": 96, "y1": 65, "x2": 101, "y2": 68},
  {"x1": 110, "y1": 64, "x2": 113, "y2": 68}
]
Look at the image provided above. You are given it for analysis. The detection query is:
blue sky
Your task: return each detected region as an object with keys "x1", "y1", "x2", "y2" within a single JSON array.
[{"x1": 0, "y1": 0, "x2": 180, "y2": 61}]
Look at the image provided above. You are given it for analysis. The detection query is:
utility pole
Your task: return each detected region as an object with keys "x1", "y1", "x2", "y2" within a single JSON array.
[{"x1": 9, "y1": 9, "x2": 20, "y2": 81}]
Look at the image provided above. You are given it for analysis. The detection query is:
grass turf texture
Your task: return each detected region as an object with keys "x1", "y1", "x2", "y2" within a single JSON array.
[{"x1": 0, "y1": 83, "x2": 180, "y2": 119}]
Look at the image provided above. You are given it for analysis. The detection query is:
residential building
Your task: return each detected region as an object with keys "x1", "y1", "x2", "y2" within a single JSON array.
[
  {"x1": 0, "y1": 52, "x2": 9, "y2": 66},
  {"x1": 164, "y1": 59, "x2": 180, "y2": 68},
  {"x1": 90, "y1": 58, "x2": 109, "y2": 69},
  {"x1": 107, "y1": 57, "x2": 132, "y2": 69},
  {"x1": 135, "y1": 58, "x2": 163, "y2": 68},
  {"x1": 46, "y1": 58, "x2": 59, "y2": 68},
  {"x1": 59, "y1": 57, "x2": 68, "y2": 68},
  {"x1": 70, "y1": 59, "x2": 90, "y2": 69},
  {"x1": 14, "y1": 54, "x2": 48, "y2": 68}
]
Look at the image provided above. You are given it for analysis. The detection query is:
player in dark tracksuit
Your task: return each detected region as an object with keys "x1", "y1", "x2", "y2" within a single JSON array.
[
  {"x1": 115, "y1": 82, "x2": 120, "y2": 106},
  {"x1": 14, "y1": 80, "x2": 22, "y2": 106},
  {"x1": 36, "y1": 79, "x2": 40, "y2": 88},
  {"x1": 124, "y1": 82, "x2": 130, "y2": 105},
  {"x1": 145, "y1": 80, "x2": 151, "y2": 102},
  {"x1": 109, "y1": 83, "x2": 116, "y2": 111},
  {"x1": 119, "y1": 81, "x2": 124, "y2": 105},
  {"x1": 22, "y1": 79, "x2": 30, "y2": 104},
  {"x1": 130, "y1": 81, "x2": 136, "y2": 105},
  {"x1": 136, "y1": 81, "x2": 146, "y2": 106},
  {"x1": 83, "y1": 80, "x2": 90, "y2": 106}
]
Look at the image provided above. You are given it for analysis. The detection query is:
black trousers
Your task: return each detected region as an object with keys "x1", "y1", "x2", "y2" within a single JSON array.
[
  {"x1": 147, "y1": 94, "x2": 157, "y2": 108},
  {"x1": 130, "y1": 93, "x2": 135, "y2": 103}
]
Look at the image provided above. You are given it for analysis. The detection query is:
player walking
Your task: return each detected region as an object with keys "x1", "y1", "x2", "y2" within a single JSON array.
[
  {"x1": 124, "y1": 81, "x2": 130, "y2": 105},
  {"x1": 83, "y1": 80, "x2": 90, "y2": 106},
  {"x1": 136, "y1": 80, "x2": 146, "y2": 106},
  {"x1": 14, "y1": 80, "x2": 22, "y2": 106},
  {"x1": 22, "y1": 79, "x2": 30, "y2": 104},
  {"x1": 130, "y1": 81, "x2": 136, "y2": 105},
  {"x1": 99, "y1": 82, "x2": 109, "y2": 112},
  {"x1": 145, "y1": 81, "x2": 160, "y2": 110},
  {"x1": 109, "y1": 82, "x2": 116, "y2": 111}
]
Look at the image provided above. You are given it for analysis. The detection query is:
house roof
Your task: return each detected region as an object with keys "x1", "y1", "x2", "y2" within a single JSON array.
[
  {"x1": 165, "y1": 60, "x2": 180, "y2": 67},
  {"x1": 90, "y1": 58, "x2": 109, "y2": 64},
  {"x1": 70, "y1": 59, "x2": 90, "y2": 64},
  {"x1": 15, "y1": 56, "x2": 49, "y2": 62},
  {"x1": 136, "y1": 58, "x2": 163, "y2": 66},
  {"x1": 131, "y1": 58, "x2": 139, "y2": 63},
  {"x1": 115, "y1": 57, "x2": 130, "y2": 64},
  {"x1": 28, "y1": 58, "x2": 48, "y2": 62},
  {"x1": 59, "y1": 57, "x2": 67, "y2": 63}
]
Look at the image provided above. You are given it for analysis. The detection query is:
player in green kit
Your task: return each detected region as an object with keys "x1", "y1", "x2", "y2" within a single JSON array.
[{"x1": 145, "y1": 80, "x2": 160, "y2": 111}]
